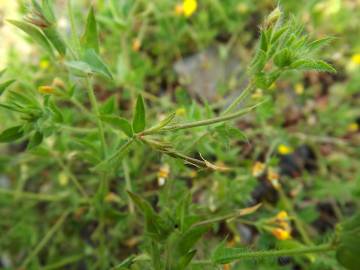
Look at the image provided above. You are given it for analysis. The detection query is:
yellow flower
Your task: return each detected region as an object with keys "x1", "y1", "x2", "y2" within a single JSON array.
[
  {"x1": 175, "y1": 3, "x2": 184, "y2": 15},
  {"x1": 294, "y1": 83, "x2": 304, "y2": 95},
  {"x1": 267, "y1": 168, "x2": 280, "y2": 189},
  {"x1": 277, "y1": 144, "x2": 293, "y2": 155},
  {"x1": 39, "y1": 59, "x2": 49, "y2": 70},
  {"x1": 252, "y1": 161, "x2": 266, "y2": 177},
  {"x1": 271, "y1": 228, "x2": 291, "y2": 240},
  {"x1": 132, "y1": 38, "x2": 141, "y2": 52},
  {"x1": 38, "y1": 85, "x2": 55, "y2": 95},
  {"x1": 183, "y1": 0, "x2": 197, "y2": 17},
  {"x1": 223, "y1": 264, "x2": 231, "y2": 270},
  {"x1": 347, "y1": 122, "x2": 358, "y2": 133},
  {"x1": 351, "y1": 53, "x2": 360, "y2": 65},
  {"x1": 158, "y1": 164, "x2": 170, "y2": 186},
  {"x1": 276, "y1": 210, "x2": 288, "y2": 220}
]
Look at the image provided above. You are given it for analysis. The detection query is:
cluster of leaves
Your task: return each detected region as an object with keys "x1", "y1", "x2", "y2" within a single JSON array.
[{"x1": 249, "y1": 7, "x2": 336, "y2": 91}]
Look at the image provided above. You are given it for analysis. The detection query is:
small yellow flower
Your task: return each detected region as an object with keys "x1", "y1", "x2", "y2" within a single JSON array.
[
  {"x1": 38, "y1": 85, "x2": 55, "y2": 95},
  {"x1": 277, "y1": 144, "x2": 293, "y2": 155},
  {"x1": 347, "y1": 122, "x2": 358, "y2": 133},
  {"x1": 183, "y1": 0, "x2": 197, "y2": 17},
  {"x1": 252, "y1": 161, "x2": 266, "y2": 177},
  {"x1": 158, "y1": 164, "x2": 170, "y2": 186},
  {"x1": 176, "y1": 107, "x2": 186, "y2": 116},
  {"x1": 294, "y1": 83, "x2": 304, "y2": 95},
  {"x1": 271, "y1": 228, "x2": 291, "y2": 240},
  {"x1": 267, "y1": 168, "x2": 279, "y2": 181},
  {"x1": 39, "y1": 59, "x2": 49, "y2": 70},
  {"x1": 175, "y1": 3, "x2": 184, "y2": 15},
  {"x1": 58, "y1": 172, "x2": 68, "y2": 186},
  {"x1": 276, "y1": 210, "x2": 288, "y2": 221},
  {"x1": 223, "y1": 264, "x2": 231, "y2": 270},
  {"x1": 267, "y1": 168, "x2": 280, "y2": 189},
  {"x1": 351, "y1": 53, "x2": 360, "y2": 65},
  {"x1": 132, "y1": 38, "x2": 141, "y2": 52}
]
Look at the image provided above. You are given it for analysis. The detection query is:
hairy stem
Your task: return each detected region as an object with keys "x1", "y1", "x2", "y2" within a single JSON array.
[
  {"x1": 20, "y1": 211, "x2": 69, "y2": 268},
  {"x1": 141, "y1": 101, "x2": 265, "y2": 135},
  {"x1": 213, "y1": 243, "x2": 335, "y2": 264},
  {"x1": 85, "y1": 76, "x2": 107, "y2": 158},
  {"x1": 222, "y1": 81, "x2": 256, "y2": 115}
]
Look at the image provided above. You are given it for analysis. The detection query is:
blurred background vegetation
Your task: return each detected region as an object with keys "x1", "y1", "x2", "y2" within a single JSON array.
[{"x1": 0, "y1": 0, "x2": 359, "y2": 269}]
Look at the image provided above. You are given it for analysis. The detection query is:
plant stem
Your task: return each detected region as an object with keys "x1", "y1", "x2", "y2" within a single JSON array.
[
  {"x1": 213, "y1": 243, "x2": 335, "y2": 264},
  {"x1": 143, "y1": 101, "x2": 265, "y2": 135},
  {"x1": 43, "y1": 254, "x2": 86, "y2": 270},
  {"x1": 55, "y1": 156, "x2": 89, "y2": 200},
  {"x1": 94, "y1": 139, "x2": 134, "y2": 171},
  {"x1": 0, "y1": 188, "x2": 69, "y2": 202},
  {"x1": 85, "y1": 76, "x2": 107, "y2": 158},
  {"x1": 20, "y1": 211, "x2": 69, "y2": 268},
  {"x1": 122, "y1": 159, "x2": 135, "y2": 214},
  {"x1": 67, "y1": 0, "x2": 81, "y2": 58},
  {"x1": 222, "y1": 82, "x2": 256, "y2": 115}
]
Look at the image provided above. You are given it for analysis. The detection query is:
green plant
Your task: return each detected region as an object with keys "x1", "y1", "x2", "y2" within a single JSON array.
[{"x1": 0, "y1": 1, "x2": 358, "y2": 270}]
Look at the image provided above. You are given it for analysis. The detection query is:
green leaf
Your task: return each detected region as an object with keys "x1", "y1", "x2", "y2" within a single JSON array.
[
  {"x1": 99, "y1": 96, "x2": 117, "y2": 115},
  {"x1": 7, "y1": 20, "x2": 54, "y2": 56},
  {"x1": 156, "y1": 112, "x2": 176, "y2": 129},
  {"x1": 250, "y1": 49, "x2": 267, "y2": 73},
  {"x1": 177, "y1": 250, "x2": 197, "y2": 270},
  {"x1": 274, "y1": 48, "x2": 293, "y2": 68},
  {"x1": 0, "y1": 80, "x2": 15, "y2": 96},
  {"x1": 308, "y1": 37, "x2": 334, "y2": 51},
  {"x1": 27, "y1": 131, "x2": 43, "y2": 150},
  {"x1": 271, "y1": 25, "x2": 289, "y2": 44},
  {"x1": 211, "y1": 240, "x2": 236, "y2": 264},
  {"x1": 112, "y1": 255, "x2": 136, "y2": 269},
  {"x1": 127, "y1": 191, "x2": 161, "y2": 236},
  {"x1": 82, "y1": 49, "x2": 113, "y2": 80},
  {"x1": 47, "y1": 99, "x2": 63, "y2": 123},
  {"x1": 40, "y1": 0, "x2": 56, "y2": 23},
  {"x1": 146, "y1": 112, "x2": 176, "y2": 134},
  {"x1": 132, "y1": 94, "x2": 146, "y2": 133},
  {"x1": 336, "y1": 214, "x2": 360, "y2": 270},
  {"x1": 254, "y1": 72, "x2": 268, "y2": 89},
  {"x1": 65, "y1": 61, "x2": 92, "y2": 77},
  {"x1": 177, "y1": 226, "x2": 209, "y2": 255},
  {"x1": 0, "y1": 125, "x2": 24, "y2": 143},
  {"x1": 101, "y1": 115, "x2": 133, "y2": 137},
  {"x1": 290, "y1": 59, "x2": 336, "y2": 73},
  {"x1": 259, "y1": 30, "x2": 268, "y2": 52},
  {"x1": 43, "y1": 26, "x2": 66, "y2": 56},
  {"x1": 81, "y1": 7, "x2": 99, "y2": 53}
]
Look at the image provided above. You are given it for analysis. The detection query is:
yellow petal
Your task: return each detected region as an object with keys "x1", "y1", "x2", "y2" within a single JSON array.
[
  {"x1": 183, "y1": 0, "x2": 197, "y2": 17},
  {"x1": 277, "y1": 144, "x2": 293, "y2": 155}
]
